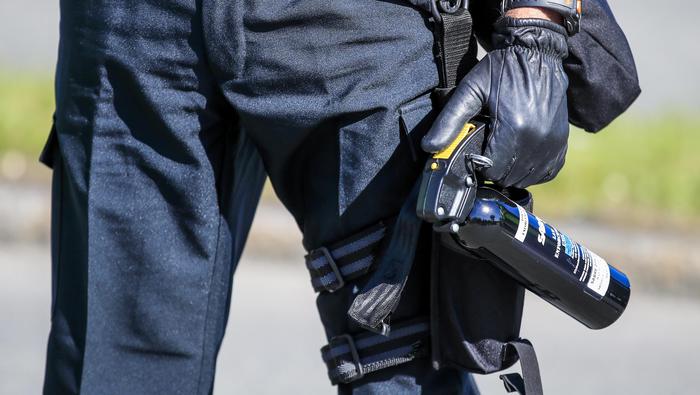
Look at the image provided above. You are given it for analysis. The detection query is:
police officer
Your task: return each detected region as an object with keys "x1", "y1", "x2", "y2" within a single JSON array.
[{"x1": 40, "y1": 0, "x2": 639, "y2": 393}]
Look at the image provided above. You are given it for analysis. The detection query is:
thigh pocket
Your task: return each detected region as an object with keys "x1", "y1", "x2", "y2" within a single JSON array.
[
  {"x1": 39, "y1": 122, "x2": 58, "y2": 169},
  {"x1": 47, "y1": 124, "x2": 63, "y2": 319},
  {"x1": 40, "y1": 120, "x2": 64, "y2": 319},
  {"x1": 431, "y1": 232, "x2": 525, "y2": 374}
]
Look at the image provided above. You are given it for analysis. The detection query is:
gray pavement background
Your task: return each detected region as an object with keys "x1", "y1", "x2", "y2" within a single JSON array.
[{"x1": 2, "y1": 240, "x2": 700, "y2": 395}]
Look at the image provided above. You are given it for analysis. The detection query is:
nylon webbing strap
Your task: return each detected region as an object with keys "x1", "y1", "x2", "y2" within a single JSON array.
[
  {"x1": 305, "y1": 223, "x2": 386, "y2": 293},
  {"x1": 499, "y1": 339, "x2": 544, "y2": 395},
  {"x1": 435, "y1": 8, "x2": 474, "y2": 90},
  {"x1": 322, "y1": 318, "x2": 431, "y2": 385},
  {"x1": 347, "y1": 180, "x2": 423, "y2": 334}
]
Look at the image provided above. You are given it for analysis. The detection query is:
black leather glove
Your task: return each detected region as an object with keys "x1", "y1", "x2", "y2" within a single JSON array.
[{"x1": 422, "y1": 17, "x2": 570, "y2": 188}]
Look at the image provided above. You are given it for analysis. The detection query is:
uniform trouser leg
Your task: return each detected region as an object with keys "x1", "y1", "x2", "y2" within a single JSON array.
[
  {"x1": 44, "y1": 132, "x2": 264, "y2": 395},
  {"x1": 43, "y1": 1, "x2": 266, "y2": 393}
]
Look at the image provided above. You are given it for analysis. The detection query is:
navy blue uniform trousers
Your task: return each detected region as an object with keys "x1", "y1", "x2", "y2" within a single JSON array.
[{"x1": 43, "y1": 0, "x2": 479, "y2": 393}]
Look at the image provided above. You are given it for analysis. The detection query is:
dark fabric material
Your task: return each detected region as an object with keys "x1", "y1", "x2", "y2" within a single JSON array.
[
  {"x1": 404, "y1": 0, "x2": 433, "y2": 13},
  {"x1": 431, "y1": 233, "x2": 525, "y2": 373},
  {"x1": 422, "y1": 17, "x2": 570, "y2": 189},
  {"x1": 44, "y1": 0, "x2": 477, "y2": 393},
  {"x1": 38, "y1": 122, "x2": 57, "y2": 168},
  {"x1": 469, "y1": 0, "x2": 640, "y2": 132}
]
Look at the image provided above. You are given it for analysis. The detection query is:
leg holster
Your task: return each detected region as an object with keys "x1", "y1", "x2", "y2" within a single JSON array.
[
  {"x1": 431, "y1": 190, "x2": 543, "y2": 395},
  {"x1": 302, "y1": 2, "x2": 542, "y2": 393},
  {"x1": 303, "y1": 194, "x2": 541, "y2": 394}
]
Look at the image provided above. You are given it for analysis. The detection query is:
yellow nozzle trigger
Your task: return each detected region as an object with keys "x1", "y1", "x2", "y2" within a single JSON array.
[{"x1": 433, "y1": 123, "x2": 476, "y2": 160}]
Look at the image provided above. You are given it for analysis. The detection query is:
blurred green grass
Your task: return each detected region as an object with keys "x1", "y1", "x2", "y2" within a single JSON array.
[
  {"x1": 0, "y1": 71, "x2": 54, "y2": 155},
  {"x1": 531, "y1": 116, "x2": 700, "y2": 225},
  {"x1": 1, "y1": 72, "x2": 699, "y2": 224}
]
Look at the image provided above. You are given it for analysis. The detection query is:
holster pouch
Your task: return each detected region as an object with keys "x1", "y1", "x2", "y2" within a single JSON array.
[{"x1": 430, "y1": 189, "x2": 534, "y2": 373}]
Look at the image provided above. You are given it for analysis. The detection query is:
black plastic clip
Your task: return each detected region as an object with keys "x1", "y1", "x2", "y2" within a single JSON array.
[{"x1": 314, "y1": 246, "x2": 345, "y2": 293}]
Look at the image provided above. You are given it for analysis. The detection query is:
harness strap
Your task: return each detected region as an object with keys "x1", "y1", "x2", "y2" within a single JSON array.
[
  {"x1": 305, "y1": 223, "x2": 386, "y2": 293},
  {"x1": 322, "y1": 317, "x2": 431, "y2": 385},
  {"x1": 346, "y1": 3, "x2": 476, "y2": 336},
  {"x1": 347, "y1": 180, "x2": 424, "y2": 334},
  {"x1": 431, "y1": 2, "x2": 476, "y2": 108},
  {"x1": 499, "y1": 339, "x2": 544, "y2": 395},
  {"x1": 434, "y1": 8, "x2": 475, "y2": 90}
]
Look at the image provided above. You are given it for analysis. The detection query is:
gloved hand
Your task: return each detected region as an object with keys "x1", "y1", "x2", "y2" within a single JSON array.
[{"x1": 422, "y1": 17, "x2": 570, "y2": 188}]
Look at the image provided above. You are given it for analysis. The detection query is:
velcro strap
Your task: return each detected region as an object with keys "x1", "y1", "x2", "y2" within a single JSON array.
[
  {"x1": 499, "y1": 339, "x2": 543, "y2": 395},
  {"x1": 435, "y1": 7, "x2": 474, "y2": 90},
  {"x1": 305, "y1": 223, "x2": 386, "y2": 293},
  {"x1": 347, "y1": 180, "x2": 423, "y2": 334},
  {"x1": 321, "y1": 317, "x2": 430, "y2": 385}
]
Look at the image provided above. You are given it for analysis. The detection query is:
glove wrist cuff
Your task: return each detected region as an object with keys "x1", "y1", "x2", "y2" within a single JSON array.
[{"x1": 494, "y1": 17, "x2": 568, "y2": 59}]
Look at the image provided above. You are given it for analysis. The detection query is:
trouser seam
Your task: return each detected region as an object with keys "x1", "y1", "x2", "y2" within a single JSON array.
[
  {"x1": 195, "y1": 207, "x2": 226, "y2": 394},
  {"x1": 78, "y1": 66, "x2": 108, "y2": 393},
  {"x1": 50, "y1": 141, "x2": 64, "y2": 321}
]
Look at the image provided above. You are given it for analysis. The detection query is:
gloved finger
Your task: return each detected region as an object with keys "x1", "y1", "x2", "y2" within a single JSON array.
[
  {"x1": 421, "y1": 62, "x2": 489, "y2": 153},
  {"x1": 501, "y1": 160, "x2": 536, "y2": 188},
  {"x1": 514, "y1": 167, "x2": 553, "y2": 189},
  {"x1": 480, "y1": 153, "x2": 516, "y2": 186},
  {"x1": 513, "y1": 148, "x2": 567, "y2": 188},
  {"x1": 480, "y1": 119, "x2": 518, "y2": 185}
]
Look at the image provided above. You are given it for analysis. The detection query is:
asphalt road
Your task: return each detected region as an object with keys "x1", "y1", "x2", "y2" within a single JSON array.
[{"x1": 2, "y1": 242, "x2": 699, "y2": 395}]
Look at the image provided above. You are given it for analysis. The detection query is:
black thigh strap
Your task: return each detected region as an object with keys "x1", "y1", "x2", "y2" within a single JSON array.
[
  {"x1": 321, "y1": 317, "x2": 430, "y2": 385},
  {"x1": 305, "y1": 223, "x2": 386, "y2": 293}
]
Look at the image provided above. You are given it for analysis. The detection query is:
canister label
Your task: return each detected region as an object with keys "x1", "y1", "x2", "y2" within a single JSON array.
[{"x1": 506, "y1": 203, "x2": 611, "y2": 299}]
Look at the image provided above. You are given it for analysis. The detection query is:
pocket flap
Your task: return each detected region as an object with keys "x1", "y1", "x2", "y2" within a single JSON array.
[{"x1": 39, "y1": 122, "x2": 58, "y2": 169}]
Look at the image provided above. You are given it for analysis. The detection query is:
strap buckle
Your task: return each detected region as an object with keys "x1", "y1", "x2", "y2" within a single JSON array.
[
  {"x1": 430, "y1": 0, "x2": 467, "y2": 21},
  {"x1": 438, "y1": 0, "x2": 463, "y2": 13},
  {"x1": 329, "y1": 334, "x2": 364, "y2": 381},
  {"x1": 310, "y1": 246, "x2": 345, "y2": 293},
  {"x1": 500, "y1": 373, "x2": 526, "y2": 394},
  {"x1": 359, "y1": 320, "x2": 391, "y2": 336}
]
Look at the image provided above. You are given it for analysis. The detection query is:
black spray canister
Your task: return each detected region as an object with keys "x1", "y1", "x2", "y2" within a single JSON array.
[
  {"x1": 455, "y1": 187, "x2": 630, "y2": 329},
  {"x1": 417, "y1": 120, "x2": 631, "y2": 329}
]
